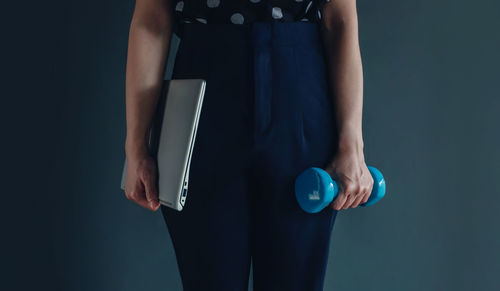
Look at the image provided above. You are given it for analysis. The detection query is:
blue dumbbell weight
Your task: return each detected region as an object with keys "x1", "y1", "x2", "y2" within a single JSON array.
[{"x1": 294, "y1": 166, "x2": 386, "y2": 213}]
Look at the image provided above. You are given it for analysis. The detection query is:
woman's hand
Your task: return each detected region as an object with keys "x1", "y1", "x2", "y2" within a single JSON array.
[
  {"x1": 124, "y1": 151, "x2": 160, "y2": 211},
  {"x1": 324, "y1": 145, "x2": 374, "y2": 211}
]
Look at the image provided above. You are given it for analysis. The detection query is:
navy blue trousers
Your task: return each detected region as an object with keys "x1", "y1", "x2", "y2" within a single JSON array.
[{"x1": 161, "y1": 21, "x2": 339, "y2": 291}]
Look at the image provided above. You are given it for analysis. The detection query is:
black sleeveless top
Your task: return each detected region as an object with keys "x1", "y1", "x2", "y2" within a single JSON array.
[{"x1": 172, "y1": 0, "x2": 331, "y2": 25}]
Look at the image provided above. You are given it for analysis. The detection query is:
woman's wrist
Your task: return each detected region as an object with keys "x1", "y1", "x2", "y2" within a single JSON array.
[
  {"x1": 125, "y1": 137, "x2": 149, "y2": 160},
  {"x1": 337, "y1": 130, "x2": 365, "y2": 158}
]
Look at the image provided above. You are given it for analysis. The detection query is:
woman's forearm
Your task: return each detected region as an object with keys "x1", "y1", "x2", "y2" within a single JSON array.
[
  {"x1": 125, "y1": 1, "x2": 173, "y2": 160},
  {"x1": 321, "y1": 0, "x2": 364, "y2": 156}
]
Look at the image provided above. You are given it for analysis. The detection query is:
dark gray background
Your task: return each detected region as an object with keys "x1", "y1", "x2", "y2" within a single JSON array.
[{"x1": 4, "y1": 0, "x2": 499, "y2": 290}]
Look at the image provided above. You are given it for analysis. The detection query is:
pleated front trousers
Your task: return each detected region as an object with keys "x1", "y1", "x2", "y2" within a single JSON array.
[{"x1": 161, "y1": 21, "x2": 340, "y2": 291}]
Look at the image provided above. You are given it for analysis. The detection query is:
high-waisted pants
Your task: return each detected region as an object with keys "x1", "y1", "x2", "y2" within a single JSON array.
[{"x1": 161, "y1": 21, "x2": 340, "y2": 291}]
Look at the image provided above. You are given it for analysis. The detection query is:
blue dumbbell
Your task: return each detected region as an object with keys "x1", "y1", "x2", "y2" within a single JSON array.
[{"x1": 295, "y1": 166, "x2": 386, "y2": 213}]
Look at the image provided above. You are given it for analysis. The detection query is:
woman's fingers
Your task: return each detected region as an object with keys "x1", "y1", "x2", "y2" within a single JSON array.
[
  {"x1": 351, "y1": 190, "x2": 366, "y2": 208},
  {"x1": 125, "y1": 173, "x2": 160, "y2": 211},
  {"x1": 124, "y1": 156, "x2": 160, "y2": 212},
  {"x1": 331, "y1": 183, "x2": 351, "y2": 210},
  {"x1": 338, "y1": 183, "x2": 354, "y2": 209},
  {"x1": 365, "y1": 177, "x2": 374, "y2": 203},
  {"x1": 132, "y1": 193, "x2": 154, "y2": 210},
  {"x1": 126, "y1": 182, "x2": 155, "y2": 210},
  {"x1": 332, "y1": 191, "x2": 348, "y2": 210},
  {"x1": 332, "y1": 182, "x2": 368, "y2": 209},
  {"x1": 142, "y1": 170, "x2": 160, "y2": 209},
  {"x1": 353, "y1": 174, "x2": 374, "y2": 207},
  {"x1": 342, "y1": 191, "x2": 359, "y2": 209}
]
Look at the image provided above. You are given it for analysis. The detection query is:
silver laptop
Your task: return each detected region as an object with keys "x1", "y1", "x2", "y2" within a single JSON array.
[{"x1": 121, "y1": 79, "x2": 206, "y2": 211}]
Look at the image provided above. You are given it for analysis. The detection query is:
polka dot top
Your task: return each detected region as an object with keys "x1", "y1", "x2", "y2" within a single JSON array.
[{"x1": 172, "y1": 0, "x2": 331, "y2": 25}]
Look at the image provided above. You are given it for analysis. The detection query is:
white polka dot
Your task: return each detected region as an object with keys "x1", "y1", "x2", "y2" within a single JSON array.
[
  {"x1": 300, "y1": 18, "x2": 308, "y2": 21},
  {"x1": 182, "y1": 20, "x2": 192, "y2": 23},
  {"x1": 295, "y1": 0, "x2": 304, "y2": 2},
  {"x1": 230, "y1": 13, "x2": 245, "y2": 24},
  {"x1": 207, "y1": 0, "x2": 220, "y2": 8},
  {"x1": 305, "y1": 1, "x2": 312, "y2": 13},
  {"x1": 271, "y1": 7, "x2": 283, "y2": 19},
  {"x1": 196, "y1": 18, "x2": 207, "y2": 24},
  {"x1": 249, "y1": 0, "x2": 261, "y2": 3},
  {"x1": 175, "y1": 1, "x2": 184, "y2": 12},
  {"x1": 318, "y1": 11, "x2": 322, "y2": 19}
]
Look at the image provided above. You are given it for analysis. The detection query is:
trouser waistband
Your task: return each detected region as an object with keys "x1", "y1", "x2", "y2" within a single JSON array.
[{"x1": 176, "y1": 21, "x2": 322, "y2": 48}]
